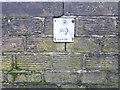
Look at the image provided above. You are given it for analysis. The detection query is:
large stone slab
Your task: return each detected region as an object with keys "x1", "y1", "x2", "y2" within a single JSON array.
[
  {"x1": 76, "y1": 16, "x2": 117, "y2": 36},
  {"x1": 45, "y1": 72, "x2": 79, "y2": 85},
  {"x1": 81, "y1": 71, "x2": 106, "y2": 84},
  {"x1": 2, "y1": 17, "x2": 44, "y2": 36},
  {"x1": 2, "y1": 55, "x2": 11, "y2": 71},
  {"x1": 17, "y1": 54, "x2": 52, "y2": 71},
  {"x1": 26, "y1": 37, "x2": 65, "y2": 52},
  {"x1": 84, "y1": 53, "x2": 118, "y2": 70},
  {"x1": 52, "y1": 53, "x2": 83, "y2": 71},
  {"x1": 7, "y1": 73, "x2": 42, "y2": 83},
  {"x1": 66, "y1": 37, "x2": 101, "y2": 53},
  {"x1": 2, "y1": 2, "x2": 63, "y2": 16},
  {"x1": 64, "y1": 2, "x2": 118, "y2": 16},
  {"x1": 2, "y1": 37, "x2": 24, "y2": 52},
  {"x1": 103, "y1": 36, "x2": 118, "y2": 54}
]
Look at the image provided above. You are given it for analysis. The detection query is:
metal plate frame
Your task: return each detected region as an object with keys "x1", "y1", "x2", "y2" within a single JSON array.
[{"x1": 53, "y1": 18, "x2": 75, "y2": 42}]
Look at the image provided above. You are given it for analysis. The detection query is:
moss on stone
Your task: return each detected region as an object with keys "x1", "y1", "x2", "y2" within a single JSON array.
[
  {"x1": 9, "y1": 72, "x2": 18, "y2": 83},
  {"x1": 66, "y1": 37, "x2": 100, "y2": 52},
  {"x1": 27, "y1": 37, "x2": 65, "y2": 52}
]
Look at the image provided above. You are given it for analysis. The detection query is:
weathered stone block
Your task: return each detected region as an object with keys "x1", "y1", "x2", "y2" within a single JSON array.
[
  {"x1": 44, "y1": 17, "x2": 53, "y2": 36},
  {"x1": 103, "y1": 36, "x2": 118, "y2": 53},
  {"x1": 2, "y1": 18, "x2": 9, "y2": 37},
  {"x1": 2, "y1": 55, "x2": 11, "y2": 71},
  {"x1": 45, "y1": 72, "x2": 78, "y2": 84},
  {"x1": 76, "y1": 16, "x2": 117, "y2": 36},
  {"x1": 26, "y1": 37, "x2": 65, "y2": 52},
  {"x1": 11, "y1": 17, "x2": 44, "y2": 36},
  {"x1": 2, "y1": 2, "x2": 63, "y2": 16},
  {"x1": 15, "y1": 73, "x2": 42, "y2": 83},
  {"x1": 2, "y1": 17, "x2": 44, "y2": 36},
  {"x1": 84, "y1": 54, "x2": 118, "y2": 70},
  {"x1": 99, "y1": 55, "x2": 118, "y2": 70},
  {"x1": 64, "y1": 2, "x2": 118, "y2": 16},
  {"x1": 17, "y1": 54, "x2": 52, "y2": 71},
  {"x1": 2, "y1": 37, "x2": 24, "y2": 52},
  {"x1": 108, "y1": 72, "x2": 119, "y2": 86},
  {"x1": 45, "y1": 72, "x2": 61, "y2": 84},
  {"x1": 66, "y1": 37, "x2": 101, "y2": 53},
  {"x1": 81, "y1": 71, "x2": 106, "y2": 84},
  {"x1": 52, "y1": 53, "x2": 83, "y2": 71}
]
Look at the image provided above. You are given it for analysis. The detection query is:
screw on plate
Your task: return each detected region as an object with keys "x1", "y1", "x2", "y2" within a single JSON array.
[
  {"x1": 72, "y1": 20, "x2": 74, "y2": 23},
  {"x1": 63, "y1": 20, "x2": 67, "y2": 24}
]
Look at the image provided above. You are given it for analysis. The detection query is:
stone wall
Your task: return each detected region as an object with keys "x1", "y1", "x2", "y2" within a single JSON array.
[{"x1": 1, "y1": 2, "x2": 119, "y2": 88}]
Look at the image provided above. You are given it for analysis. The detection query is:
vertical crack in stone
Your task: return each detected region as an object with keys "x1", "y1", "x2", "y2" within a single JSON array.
[{"x1": 65, "y1": 42, "x2": 67, "y2": 51}]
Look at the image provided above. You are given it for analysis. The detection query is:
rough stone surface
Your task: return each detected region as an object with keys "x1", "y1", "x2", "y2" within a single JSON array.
[
  {"x1": 15, "y1": 73, "x2": 42, "y2": 83},
  {"x1": 52, "y1": 53, "x2": 83, "y2": 71},
  {"x1": 45, "y1": 72, "x2": 79, "y2": 85},
  {"x1": 2, "y1": 37, "x2": 24, "y2": 52},
  {"x1": 64, "y1": 2, "x2": 118, "y2": 16},
  {"x1": 17, "y1": 54, "x2": 52, "y2": 71},
  {"x1": 2, "y1": 17, "x2": 44, "y2": 36},
  {"x1": 2, "y1": 55, "x2": 11, "y2": 71},
  {"x1": 103, "y1": 36, "x2": 118, "y2": 53},
  {"x1": 11, "y1": 17, "x2": 44, "y2": 36},
  {"x1": 2, "y1": 18, "x2": 9, "y2": 37},
  {"x1": 1, "y1": 2, "x2": 119, "y2": 88},
  {"x1": 109, "y1": 72, "x2": 119, "y2": 86},
  {"x1": 76, "y1": 16, "x2": 117, "y2": 36},
  {"x1": 44, "y1": 17, "x2": 53, "y2": 36},
  {"x1": 2, "y1": 2, "x2": 63, "y2": 17},
  {"x1": 26, "y1": 37, "x2": 65, "y2": 52},
  {"x1": 81, "y1": 72, "x2": 106, "y2": 84},
  {"x1": 66, "y1": 37, "x2": 101, "y2": 53},
  {"x1": 84, "y1": 54, "x2": 118, "y2": 70}
]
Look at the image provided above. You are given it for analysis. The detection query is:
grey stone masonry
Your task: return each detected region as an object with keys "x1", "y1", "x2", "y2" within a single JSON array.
[
  {"x1": 2, "y1": 2, "x2": 63, "y2": 17},
  {"x1": 1, "y1": 2, "x2": 119, "y2": 88},
  {"x1": 64, "y1": 2, "x2": 118, "y2": 16}
]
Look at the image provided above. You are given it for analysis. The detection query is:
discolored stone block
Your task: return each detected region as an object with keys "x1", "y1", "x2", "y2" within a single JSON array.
[
  {"x1": 1, "y1": 1, "x2": 119, "y2": 87},
  {"x1": 103, "y1": 36, "x2": 118, "y2": 53},
  {"x1": 76, "y1": 16, "x2": 117, "y2": 36},
  {"x1": 2, "y1": 55, "x2": 11, "y2": 71},
  {"x1": 17, "y1": 54, "x2": 52, "y2": 71},
  {"x1": 45, "y1": 72, "x2": 78, "y2": 84},
  {"x1": 2, "y1": 37, "x2": 24, "y2": 52},
  {"x1": 52, "y1": 53, "x2": 83, "y2": 71},
  {"x1": 2, "y1": 18, "x2": 9, "y2": 37},
  {"x1": 2, "y1": 17, "x2": 44, "y2": 36},
  {"x1": 12, "y1": 17, "x2": 44, "y2": 36},
  {"x1": 99, "y1": 55, "x2": 118, "y2": 70},
  {"x1": 14, "y1": 73, "x2": 42, "y2": 83},
  {"x1": 108, "y1": 72, "x2": 119, "y2": 87},
  {"x1": 26, "y1": 37, "x2": 65, "y2": 52},
  {"x1": 81, "y1": 71, "x2": 106, "y2": 84},
  {"x1": 64, "y1": 2, "x2": 118, "y2": 16},
  {"x1": 2, "y1": 2, "x2": 63, "y2": 16},
  {"x1": 84, "y1": 54, "x2": 118, "y2": 70},
  {"x1": 44, "y1": 17, "x2": 53, "y2": 36},
  {"x1": 45, "y1": 72, "x2": 62, "y2": 84},
  {"x1": 66, "y1": 37, "x2": 101, "y2": 53}
]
